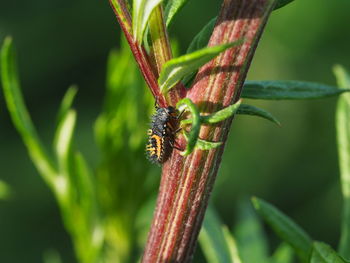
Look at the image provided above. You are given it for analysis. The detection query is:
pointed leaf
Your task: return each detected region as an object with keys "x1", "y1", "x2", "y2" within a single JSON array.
[
  {"x1": 160, "y1": 40, "x2": 243, "y2": 93},
  {"x1": 311, "y1": 242, "x2": 349, "y2": 263},
  {"x1": 0, "y1": 37, "x2": 57, "y2": 184},
  {"x1": 133, "y1": 0, "x2": 163, "y2": 43},
  {"x1": 242, "y1": 80, "x2": 349, "y2": 100},
  {"x1": 237, "y1": 104, "x2": 281, "y2": 126},
  {"x1": 181, "y1": 100, "x2": 241, "y2": 125},
  {"x1": 186, "y1": 17, "x2": 217, "y2": 54},
  {"x1": 235, "y1": 200, "x2": 269, "y2": 263},
  {"x1": 252, "y1": 197, "x2": 312, "y2": 262},
  {"x1": 56, "y1": 85, "x2": 78, "y2": 126},
  {"x1": 195, "y1": 138, "x2": 222, "y2": 150},
  {"x1": 274, "y1": 0, "x2": 295, "y2": 10},
  {"x1": 199, "y1": 206, "x2": 242, "y2": 263},
  {"x1": 334, "y1": 65, "x2": 350, "y2": 260},
  {"x1": 165, "y1": 0, "x2": 189, "y2": 27},
  {"x1": 177, "y1": 98, "x2": 200, "y2": 156},
  {"x1": 53, "y1": 110, "x2": 77, "y2": 172},
  {"x1": 270, "y1": 243, "x2": 294, "y2": 263}
]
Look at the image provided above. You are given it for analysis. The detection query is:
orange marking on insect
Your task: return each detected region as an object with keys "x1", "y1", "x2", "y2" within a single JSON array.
[{"x1": 151, "y1": 134, "x2": 163, "y2": 159}]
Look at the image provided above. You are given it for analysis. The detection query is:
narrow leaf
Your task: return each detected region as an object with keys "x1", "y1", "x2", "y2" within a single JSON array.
[
  {"x1": 235, "y1": 200, "x2": 269, "y2": 263},
  {"x1": 271, "y1": 243, "x2": 294, "y2": 263},
  {"x1": 252, "y1": 197, "x2": 312, "y2": 262},
  {"x1": 237, "y1": 104, "x2": 281, "y2": 126},
  {"x1": 133, "y1": 0, "x2": 163, "y2": 43},
  {"x1": 201, "y1": 100, "x2": 241, "y2": 124},
  {"x1": 199, "y1": 206, "x2": 242, "y2": 263},
  {"x1": 56, "y1": 85, "x2": 78, "y2": 126},
  {"x1": 274, "y1": 0, "x2": 295, "y2": 10},
  {"x1": 183, "y1": 17, "x2": 217, "y2": 86},
  {"x1": 242, "y1": 80, "x2": 349, "y2": 100},
  {"x1": 165, "y1": 0, "x2": 189, "y2": 27},
  {"x1": 177, "y1": 98, "x2": 200, "y2": 156},
  {"x1": 160, "y1": 40, "x2": 243, "y2": 93},
  {"x1": 54, "y1": 110, "x2": 77, "y2": 172},
  {"x1": 311, "y1": 242, "x2": 349, "y2": 263},
  {"x1": 334, "y1": 65, "x2": 350, "y2": 260},
  {"x1": 181, "y1": 100, "x2": 241, "y2": 126},
  {"x1": 195, "y1": 138, "x2": 222, "y2": 150},
  {"x1": 0, "y1": 37, "x2": 57, "y2": 184},
  {"x1": 186, "y1": 17, "x2": 217, "y2": 54}
]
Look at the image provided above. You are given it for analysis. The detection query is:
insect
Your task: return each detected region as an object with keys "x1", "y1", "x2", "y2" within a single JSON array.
[{"x1": 146, "y1": 105, "x2": 182, "y2": 164}]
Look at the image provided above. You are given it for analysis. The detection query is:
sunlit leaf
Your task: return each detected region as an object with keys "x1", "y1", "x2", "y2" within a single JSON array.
[
  {"x1": 0, "y1": 180, "x2": 11, "y2": 200},
  {"x1": 133, "y1": 0, "x2": 163, "y2": 43},
  {"x1": 0, "y1": 37, "x2": 57, "y2": 184},
  {"x1": 310, "y1": 242, "x2": 349, "y2": 263},
  {"x1": 237, "y1": 104, "x2": 281, "y2": 126},
  {"x1": 56, "y1": 85, "x2": 78, "y2": 126},
  {"x1": 53, "y1": 110, "x2": 76, "y2": 172},
  {"x1": 270, "y1": 243, "x2": 294, "y2": 263},
  {"x1": 199, "y1": 206, "x2": 242, "y2": 263},
  {"x1": 181, "y1": 100, "x2": 241, "y2": 125},
  {"x1": 177, "y1": 98, "x2": 200, "y2": 155},
  {"x1": 242, "y1": 80, "x2": 349, "y2": 100},
  {"x1": 274, "y1": 0, "x2": 295, "y2": 10},
  {"x1": 160, "y1": 40, "x2": 243, "y2": 93},
  {"x1": 165, "y1": 0, "x2": 189, "y2": 27},
  {"x1": 252, "y1": 197, "x2": 312, "y2": 262},
  {"x1": 334, "y1": 65, "x2": 350, "y2": 260},
  {"x1": 195, "y1": 137, "x2": 222, "y2": 150}
]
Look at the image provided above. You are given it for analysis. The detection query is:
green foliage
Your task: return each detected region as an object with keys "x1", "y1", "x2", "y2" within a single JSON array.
[
  {"x1": 164, "y1": 0, "x2": 189, "y2": 27},
  {"x1": 310, "y1": 242, "x2": 349, "y2": 263},
  {"x1": 252, "y1": 197, "x2": 312, "y2": 262},
  {"x1": 242, "y1": 80, "x2": 349, "y2": 100},
  {"x1": 132, "y1": 0, "x2": 163, "y2": 43},
  {"x1": 271, "y1": 243, "x2": 294, "y2": 263},
  {"x1": 199, "y1": 206, "x2": 242, "y2": 263},
  {"x1": 159, "y1": 40, "x2": 243, "y2": 93},
  {"x1": 177, "y1": 98, "x2": 200, "y2": 155},
  {"x1": 334, "y1": 65, "x2": 350, "y2": 260},
  {"x1": 236, "y1": 104, "x2": 281, "y2": 126}
]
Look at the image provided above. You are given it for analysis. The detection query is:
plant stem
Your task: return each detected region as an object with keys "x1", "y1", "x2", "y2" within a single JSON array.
[
  {"x1": 108, "y1": 0, "x2": 167, "y2": 107},
  {"x1": 142, "y1": 0, "x2": 277, "y2": 262}
]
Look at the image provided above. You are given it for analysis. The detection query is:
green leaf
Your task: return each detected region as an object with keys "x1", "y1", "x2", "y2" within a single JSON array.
[
  {"x1": 334, "y1": 65, "x2": 350, "y2": 260},
  {"x1": 0, "y1": 37, "x2": 57, "y2": 185},
  {"x1": 183, "y1": 17, "x2": 216, "y2": 86},
  {"x1": 53, "y1": 110, "x2": 77, "y2": 172},
  {"x1": 164, "y1": 0, "x2": 189, "y2": 27},
  {"x1": 177, "y1": 98, "x2": 200, "y2": 156},
  {"x1": 242, "y1": 80, "x2": 349, "y2": 100},
  {"x1": 270, "y1": 243, "x2": 294, "y2": 263},
  {"x1": 235, "y1": 200, "x2": 269, "y2": 263},
  {"x1": 311, "y1": 242, "x2": 349, "y2": 263},
  {"x1": 274, "y1": 0, "x2": 295, "y2": 10},
  {"x1": 252, "y1": 197, "x2": 312, "y2": 262},
  {"x1": 186, "y1": 17, "x2": 217, "y2": 54},
  {"x1": 181, "y1": 100, "x2": 241, "y2": 126},
  {"x1": 237, "y1": 104, "x2": 281, "y2": 126},
  {"x1": 201, "y1": 100, "x2": 241, "y2": 124},
  {"x1": 132, "y1": 0, "x2": 163, "y2": 43},
  {"x1": 195, "y1": 137, "x2": 222, "y2": 150},
  {"x1": 159, "y1": 40, "x2": 243, "y2": 93},
  {"x1": 0, "y1": 180, "x2": 11, "y2": 200},
  {"x1": 199, "y1": 206, "x2": 242, "y2": 263},
  {"x1": 56, "y1": 85, "x2": 78, "y2": 126}
]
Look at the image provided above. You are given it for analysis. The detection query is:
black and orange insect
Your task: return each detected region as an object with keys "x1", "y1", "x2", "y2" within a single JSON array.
[{"x1": 146, "y1": 105, "x2": 181, "y2": 164}]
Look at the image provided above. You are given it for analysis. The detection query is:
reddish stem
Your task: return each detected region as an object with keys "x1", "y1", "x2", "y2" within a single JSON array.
[
  {"x1": 142, "y1": 0, "x2": 276, "y2": 262},
  {"x1": 108, "y1": 0, "x2": 168, "y2": 107}
]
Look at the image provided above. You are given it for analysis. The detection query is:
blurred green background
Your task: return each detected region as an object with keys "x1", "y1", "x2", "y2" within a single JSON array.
[{"x1": 1, "y1": 0, "x2": 349, "y2": 262}]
